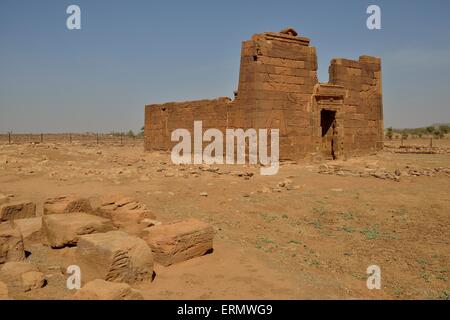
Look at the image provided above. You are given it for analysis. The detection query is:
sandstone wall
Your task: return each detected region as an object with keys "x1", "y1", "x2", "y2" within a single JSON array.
[
  {"x1": 144, "y1": 98, "x2": 231, "y2": 152},
  {"x1": 231, "y1": 32, "x2": 319, "y2": 160},
  {"x1": 329, "y1": 56, "x2": 383, "y2": 156},
  {"x1": 144, "y1": 30, "x2": 383, "y2": 161}
]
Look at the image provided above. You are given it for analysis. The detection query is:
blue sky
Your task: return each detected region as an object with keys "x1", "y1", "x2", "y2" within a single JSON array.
[{"x1": 1, "y1": 0, "x2": 449, "y2": 132}]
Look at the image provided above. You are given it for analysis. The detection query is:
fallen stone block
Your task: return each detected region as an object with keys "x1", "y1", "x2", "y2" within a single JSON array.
[
  {"x1": 0, "y1": 261, "x2": 45, "y2": 292},
  {"x1": 43, "y1": 213, "x2": 114, "y2": 248},
  {"x1": 0, "y1": 201, "x2": 36, "y2": 222},
  {"x1": 73, "y1": 279, "x2": 143, "y2": 300},
  {"x1": 142, "y1": 219, "x2": 214, "y2": 266},
  {"x1": 11, "y1": 217, "x2": 42, "y2": 247},
  {"x1": 76, "y1": 231, "x2": 154, "y2": 284},
  {"x1": 96, "y1": 194, "x2": 156, "y2": 235},
  {"x1": 0, "y1": 223, "x2": 25, "y2": 264},
  {"x1": 43, "y1": 195, "x2": 93, "y2": 215}
]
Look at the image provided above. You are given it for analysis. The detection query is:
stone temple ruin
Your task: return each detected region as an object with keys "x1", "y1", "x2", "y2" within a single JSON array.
[{"x1": 144, "y1": 28, "x2": 383, "y2": 160}]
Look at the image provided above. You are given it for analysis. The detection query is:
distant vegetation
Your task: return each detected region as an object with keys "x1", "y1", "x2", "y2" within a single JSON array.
[
  {"x1": 108, "y1": 126, "x2": 144, "y2": 138},
  {"x1": 385, "y1": 125, "x2": 450, "y2": 140}
]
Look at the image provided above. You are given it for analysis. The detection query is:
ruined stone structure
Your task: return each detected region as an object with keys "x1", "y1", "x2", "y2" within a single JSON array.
[{"x1": 144, "y1": 28, "x2": 383, "y2": 160}]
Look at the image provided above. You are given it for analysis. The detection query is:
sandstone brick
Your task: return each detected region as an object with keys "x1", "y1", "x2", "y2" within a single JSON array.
[
  {"x1": 142, "y1": 219, "x2": 214, "y2": 267},
  {"x1": 0, "y1": 201, "x2": 36, "y2": 222},
  {"x1": 11, "y1": 217, "x2": 42, "y2": 249},
  {"x1": 76, "y1": 231, "x2": 154, "y2": 284},
  {"x1": 43, "y1": 212, "x2": 114, "y2": 248},
  {"x1": 73, "y1": 279, "x2": 144, "y2": 300},
  {"x1": 43, "y1": 195, "x2": 92, "y2": 215},
  {"x1": 0, "y1": 223, "x2": 25, "y2": 264},
  {"x1": 96, "y1": 194, "x2": 156, "y2": 235}
]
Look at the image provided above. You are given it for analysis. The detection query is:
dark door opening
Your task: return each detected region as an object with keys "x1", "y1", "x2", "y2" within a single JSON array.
[{"x1": 320, "y1": 109, "x2": 337, "y2": 159}]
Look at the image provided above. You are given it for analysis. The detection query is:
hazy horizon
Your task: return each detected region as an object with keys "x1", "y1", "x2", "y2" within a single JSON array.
[{"x1": 1, "y1": 0, "x2": 450, "y2": 133}]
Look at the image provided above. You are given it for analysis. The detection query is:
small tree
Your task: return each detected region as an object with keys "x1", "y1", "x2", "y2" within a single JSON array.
[
  {"x1": 127, "y1": 130, "x2": 135, "y2": 137},
  {"x1": 386, "y1": 127, "x2": 393, "y2": 140},
  {"x1": 439, "y1": 125, "x2": 449, "y2": 135},
  {"x1": 426, "y1": 126, "x2": 435, "y2": 135},
  {"x1": 139, "y1": 126, "x2": 144, "y2": 137},
  {"x1": 434, "y1": 129, "x2": 444, "y2": 139}
]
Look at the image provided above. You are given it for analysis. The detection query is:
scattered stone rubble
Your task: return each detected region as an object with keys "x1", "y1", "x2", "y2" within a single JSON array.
[
  {"x1": 318, "y1": 163, "x2": 450, "y2": 181},
  {"x1": 0, "y1": 192, "x2": 215, "y2": 300},
  {"x1": 384, "y1": 144, "x2": 450, "y2": 155}
]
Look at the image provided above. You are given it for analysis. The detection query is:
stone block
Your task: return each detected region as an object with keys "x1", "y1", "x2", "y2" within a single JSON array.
[
  {"x1": 43, "y1": 213, "x2": 114, "y2": 248},
  {"x1": 0, "y1": 201, "x2": 36, "y2": 222},
  {"x1": 142, "y1": 219, "x2": 214, "y2": 266},
  {"x1": 76, "y1": 231, "x2": 154, "y2": 284},
  {"x1": 11, "y1": 217, "x2": 42, "y2": 249},
  {"x1": 0, "y1": 223, "x2": 25, "y2": 264},
  {"x1": 43, "y1": 195, "x2": 92, "y2": 215},
  {"x1": 96, "y1": 194, "x2": 156, "y2": 235}
]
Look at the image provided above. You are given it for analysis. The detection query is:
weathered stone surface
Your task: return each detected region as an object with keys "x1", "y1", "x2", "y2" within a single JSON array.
[
  {"x1": 96, "y1": 194, "x2": 156, "y2": 235},
  {"x1": 0, "y1": 262, "x2": 45, "y2": 292},
  {"x1": 0, "y1": 201, "x2": 36, "y2": 222},
  {"x1": 42, "y1": 213, "x2": 114, "y2": 248},
  {"x1": 76, "y1": 231, "x2": 154, "y2": 284},
  {"x1": 142, "y1": 219, "x2": 214, "y2": 266},
  {"x1": 0, "y1": 223, "x2": 25, "y2": 264},
  {"x1": 0, "y1": 280, "x2": 8, "y2": 299},
  {"x1": 43, "y1": 195, "x2": 93, "y2": 215},
  {"x1": 21, "y1": 271, "x2": 45, "y2": 292},
  {"x1": 73, "y1": 279, "x2": 144, "y2": 300},
  {"x1": 11, "y1": 217, "x2": 42, "y2": 245}
]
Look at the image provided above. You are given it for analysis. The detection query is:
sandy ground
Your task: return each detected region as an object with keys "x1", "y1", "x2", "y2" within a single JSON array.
[{"x1": 0, "y1": 138, "x2": 449, "y2": 300}]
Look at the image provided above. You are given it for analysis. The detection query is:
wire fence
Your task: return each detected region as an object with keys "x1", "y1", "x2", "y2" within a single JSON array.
[{"x1": 0, "y1": 132, "x2": 144, "y2": 146}]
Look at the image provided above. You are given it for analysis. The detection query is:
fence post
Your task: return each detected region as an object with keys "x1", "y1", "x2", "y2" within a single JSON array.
[
  {"x1": 40, "y1": 133, "x2": 43, "y2": 143},
  {"x1": 96, "y1": 133, "x2": 99, "y2": 145},
  {"x1": 401, "y1": 136, "x2": 403, "y2": 147},
  {"x1": 8, "y1": 132, "x2": 11, "y2": 144},
  {"x1": 430, "y1": 137, "x2": 433, "y2": 148}
]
